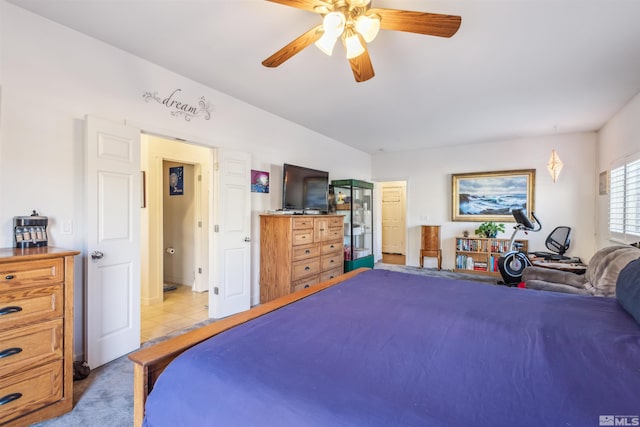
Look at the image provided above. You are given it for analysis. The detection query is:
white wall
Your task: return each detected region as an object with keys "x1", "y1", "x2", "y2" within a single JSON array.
[
  {"x1": 0, "y1": 2, "x2": 371, "y2": 358},
  {"x1": 372, "y1": 132, "x2": 598, "y2": 268},
  {"x1": 597, "y1": 91, "x2": 640, "y2": 247}
]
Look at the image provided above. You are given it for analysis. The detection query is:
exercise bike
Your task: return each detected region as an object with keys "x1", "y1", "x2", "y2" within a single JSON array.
[{"x1": 497, "y1": 209, "x2": 541, "y2": 286}]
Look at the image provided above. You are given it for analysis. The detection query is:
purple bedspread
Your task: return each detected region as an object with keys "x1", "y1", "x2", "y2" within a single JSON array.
[{"x1": 143, "y1": 269, "x2": 640, "y2": 426}]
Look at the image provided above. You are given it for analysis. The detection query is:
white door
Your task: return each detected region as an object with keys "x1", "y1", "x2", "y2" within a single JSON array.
[
  {"x1": 211, "y1": 149, "x2": 251, "y2": 319},
  {"x1": 381, "y1": 182, "x2": 407, "y2": 254},
  {"x1": 85, "y1": 116, "x2": 141, "y2": 368}
]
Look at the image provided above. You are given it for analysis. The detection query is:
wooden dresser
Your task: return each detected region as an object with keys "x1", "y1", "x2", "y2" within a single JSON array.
[
  {"x1": 260, "y1": 214, "x2": 344, "y2": 303},
  {"x1": 0, "y1": 247, "x2": 79, "y2": 426}
]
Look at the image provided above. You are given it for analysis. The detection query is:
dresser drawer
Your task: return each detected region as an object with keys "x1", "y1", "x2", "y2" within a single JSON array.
[
  {"x1": 0, "y1": 361, "x2": 63, "y2": 425},
  {"x1": 0, "y1": 286, "x2": 63, "y2": 332},
  {"x1": 291, "y1": 258, "x2": 320, "y2": 281},
  {"x1": 321, "y1": 267, "x2": 343, "y2": 282},
  {"x1": 0, "y1": 319, "x2": 63, "y2": 379},
  {"x1": 292, "y1": 275, "x2": 320, "y2": 292},
  {"x1": 292, "y1": 218, "x2": 314, "y2": 230},
  {"x1": 321, "y1": 253, "x2": 342, "y2": 271},
  {"x1": 0, "y1": 259, "x2": 63, "y2": 291},
  {"x1": 321, "y1": 241, "x2": 342, "y2": 255},
  {"x1": 292, "y1": 243, "x2": 320, "y2": 261},
  {"x1": 292, "y1": 229, "x2": 314, "y2": 246},
  {"x1": 328, "y1": 217, "x2": 344, "y2": 227},
  {"x1": 326, "y1": 227, "x2": 343, "y2": 241}
]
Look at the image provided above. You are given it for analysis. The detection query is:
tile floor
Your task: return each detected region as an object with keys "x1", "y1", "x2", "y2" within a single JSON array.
[{"x1": 140, "y1": 284, "x2": 209, "y2": 343}]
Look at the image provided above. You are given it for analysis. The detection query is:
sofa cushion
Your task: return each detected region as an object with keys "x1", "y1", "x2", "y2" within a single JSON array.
[{"x1": 616, "y1": 258, "x2": 640, "y2": 325}]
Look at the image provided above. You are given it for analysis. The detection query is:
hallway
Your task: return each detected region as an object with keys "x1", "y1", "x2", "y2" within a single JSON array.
[{"x1": 141, "y1": 285, "x2": 209, "y2": 342}]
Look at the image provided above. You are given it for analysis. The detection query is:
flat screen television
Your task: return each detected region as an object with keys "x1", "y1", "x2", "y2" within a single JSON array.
[{"x1": 282, "y1": 163, "x2": 329, "y2": 213}]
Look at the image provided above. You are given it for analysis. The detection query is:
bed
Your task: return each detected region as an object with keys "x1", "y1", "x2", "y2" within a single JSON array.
[{"x1": 129, "y1": 267, "x2": 640, "y2": 427}]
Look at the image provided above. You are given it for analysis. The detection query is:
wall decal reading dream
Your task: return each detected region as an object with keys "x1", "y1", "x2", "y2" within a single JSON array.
[{"x1": 143, "y1": 89, "x2": 212, "y2": 122}]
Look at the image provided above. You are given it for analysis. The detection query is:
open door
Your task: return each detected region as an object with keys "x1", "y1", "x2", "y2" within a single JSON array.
[
  {"x1": 211, "y1": 148, "x2": 251, "y2": 319},
  {"x1": 85, "y1": 116, "x2": 141, "y2": 369}
]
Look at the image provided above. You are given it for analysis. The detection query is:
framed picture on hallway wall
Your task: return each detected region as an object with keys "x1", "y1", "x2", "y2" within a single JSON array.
[
  {"x1": 169, "y1": 166, "x2": 184, "y2": 196},
  {"x1": 451, "y1": 169, "x2": 535, "y2": 222}
]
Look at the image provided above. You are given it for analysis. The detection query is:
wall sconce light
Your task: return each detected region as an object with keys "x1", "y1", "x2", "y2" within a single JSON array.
[{"x1": 547, "y1": 149, "x2": 563, "y2": 183}]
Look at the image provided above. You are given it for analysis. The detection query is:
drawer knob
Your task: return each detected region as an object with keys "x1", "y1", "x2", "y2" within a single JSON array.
[
  {"x1": 305, "y1": 266, "x2": 310, "y2": 271},
  {"x1": 0, "y1": 392, "x2": 22, "y2": 406},
  {"x1": 330, "y1": 260, "x2": 334, "y2": 263},
  {"x1": 4, "y1": 275, "x2": 14, "y2": 280},
  {"x1": 0, "y1": 347, "x2": 22, "y2": 359},
  {"x1": 0, "y1": 306, "x2": 22, "y2": 316},
  {"x1": 305, "y1": 249, "x2": 310, "y2": 254}
]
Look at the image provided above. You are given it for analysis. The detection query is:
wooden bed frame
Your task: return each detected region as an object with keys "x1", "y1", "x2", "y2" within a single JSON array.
[{"x1": 128, "y1": 268, "x2": 368, "y2": 426}]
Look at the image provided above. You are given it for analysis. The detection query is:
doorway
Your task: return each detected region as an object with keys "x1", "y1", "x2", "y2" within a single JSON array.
[
  {"x1": 140, "y1": 135, "x2": 212, "y2": 343},
  {"x1": 380, "y1": 181, "x2": 407, "y2": 265},
  {"x1": 86, "y1": 117, "x2": 252, "y2": 368}
]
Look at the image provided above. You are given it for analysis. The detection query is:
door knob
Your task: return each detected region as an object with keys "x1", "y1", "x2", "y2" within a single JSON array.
[
  {"x1": 91, "y1": 251, "x2": 104, "y2": 260},
  {"x1": 244, "y1": 237, "x2": 251, "y2": 242}
]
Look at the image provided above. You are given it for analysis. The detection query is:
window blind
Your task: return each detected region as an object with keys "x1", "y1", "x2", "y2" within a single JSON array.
[{"x1": 609, "y1": 156, "x2": 640, "y2": 243}]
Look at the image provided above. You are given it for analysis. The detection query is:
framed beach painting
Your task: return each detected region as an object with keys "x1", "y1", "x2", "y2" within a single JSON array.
[{"x1": 452, "y1": 169, "x2": 535, "y2": 222}]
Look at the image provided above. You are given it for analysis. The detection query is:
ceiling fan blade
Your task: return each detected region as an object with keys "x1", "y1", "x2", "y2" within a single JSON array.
[
  {"x1": 369, "y1": 8, "x2": 462, "y2": 38},
  {"x1": 348, "y1": 43, "x2": 375, "y2": 83},
  {"x1": 265, "y1": 0, "x2": 330, "y2": 13},
  {"x1": 262, "y1": 25, "x2": 322, "y2": 68}
]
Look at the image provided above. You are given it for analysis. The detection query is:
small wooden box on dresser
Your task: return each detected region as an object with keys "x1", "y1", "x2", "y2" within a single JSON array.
[
  {"x1": 0, "y1": 247, "x2": 79, "y2": 426},
  {"x1": 260, "y1": 214, "x2": 344, "y2": 304}
]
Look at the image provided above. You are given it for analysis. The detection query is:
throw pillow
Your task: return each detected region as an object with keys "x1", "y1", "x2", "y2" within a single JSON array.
[{"x1": 616, "y1": 258, "x2": 640, "y2": 325}]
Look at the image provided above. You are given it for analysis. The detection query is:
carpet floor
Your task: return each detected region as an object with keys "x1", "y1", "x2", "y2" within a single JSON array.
[{"x1": 32, "y1": 263, "x2": 496, "y2": 426}]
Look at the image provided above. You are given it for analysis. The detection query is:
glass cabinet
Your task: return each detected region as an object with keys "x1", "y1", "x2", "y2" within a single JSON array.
[{"x1": 330, "y1": 179, "x2": 374, "y2": 272}]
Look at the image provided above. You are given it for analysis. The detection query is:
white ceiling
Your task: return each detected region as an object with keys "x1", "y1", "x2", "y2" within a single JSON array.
[{"x1": 7, "y1": 0, "x2": 640, "y2": 154}]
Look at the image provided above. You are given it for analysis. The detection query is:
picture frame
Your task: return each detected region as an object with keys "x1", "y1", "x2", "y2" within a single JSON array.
[
  {"x1": 169, "y1": 166, "x2": 184, "y2": 196},
  {"x1": 452, "y1": 169, "x2": 535, "y2": 222},
  {"x1": 251, "y1": 169, "x2": 270, "y2": 193}
]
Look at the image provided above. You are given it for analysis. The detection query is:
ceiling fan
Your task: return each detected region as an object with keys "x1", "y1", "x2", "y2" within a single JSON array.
[{"x1": 262, "y1": 0, "x2": 462, "y2": 82}]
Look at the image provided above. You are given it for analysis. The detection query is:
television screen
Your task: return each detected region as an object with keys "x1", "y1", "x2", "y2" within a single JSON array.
[{"x1": 282, "y1": 164, "x2": 329, "y2": 212}]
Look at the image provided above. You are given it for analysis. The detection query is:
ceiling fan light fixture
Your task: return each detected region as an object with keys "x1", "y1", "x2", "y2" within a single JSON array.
[
  {"x1": 315, "y1": 32, "x2": 339, "y2": 56},
  {"x1": 355, "y1": 14, "x2": 380, "y2": 43},
  {"x1": 322, "y1": 12, "x2": 346, "y2": 37},
  {"x1": 344, "y1": 29, "x2": 365, "y2": 59},
  {"x1": 314, "y1": 12, "x2": 345, "y2": 56}
]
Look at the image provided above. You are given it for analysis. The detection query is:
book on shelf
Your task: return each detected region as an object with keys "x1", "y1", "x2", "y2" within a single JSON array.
[{"x1": 473, "y1": 261, "x2": 487, "y2": 271}]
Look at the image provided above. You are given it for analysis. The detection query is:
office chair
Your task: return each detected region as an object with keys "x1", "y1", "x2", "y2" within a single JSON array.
[{"x1": 532, "y1": 226, "x2": 571, "y2": 260}]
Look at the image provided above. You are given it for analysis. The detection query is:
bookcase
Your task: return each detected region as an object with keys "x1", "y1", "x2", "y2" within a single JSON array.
[{"x1": 454, "y1": 237, "x2": 528, "y2": 276}]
